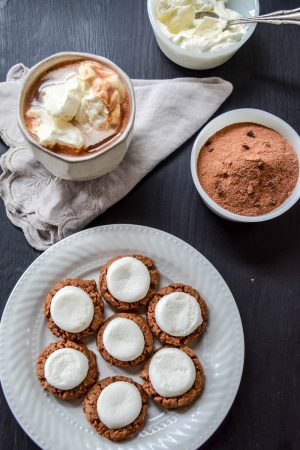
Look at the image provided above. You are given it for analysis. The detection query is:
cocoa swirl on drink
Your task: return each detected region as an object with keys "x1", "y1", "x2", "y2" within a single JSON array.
[{"x1": 24, "y1": 59, "x2": 130, "y2": 156}]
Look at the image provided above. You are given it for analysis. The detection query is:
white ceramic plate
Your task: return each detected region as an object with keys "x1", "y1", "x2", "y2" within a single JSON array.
[{"x1": 0, "y1": 224, "x2": 244, "y2": 450}]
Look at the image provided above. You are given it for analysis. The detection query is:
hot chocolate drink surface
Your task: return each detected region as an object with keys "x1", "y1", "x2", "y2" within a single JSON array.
[{"x1": 25, "y1": 60, "x2": 130, "y2": 156}]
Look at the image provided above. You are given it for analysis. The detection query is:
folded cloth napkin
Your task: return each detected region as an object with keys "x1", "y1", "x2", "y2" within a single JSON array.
[{"x1": 0, "y1": 64, "x2": 232, "y2": 251}]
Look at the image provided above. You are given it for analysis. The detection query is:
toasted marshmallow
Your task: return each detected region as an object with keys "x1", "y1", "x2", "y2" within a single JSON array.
[
  {"x1": 96, "y1": 381, "x2": 142, "y2": 429},
  {"x1": 44, "y1": 348, "x2": 89, "y2": 390},
  {"x1": 148, "y1": 347, "x2": 196, "y2": 397},
  {"x1": 78, "y1": 61, "x2": 125, "y2": 128},
  {"x1": 75, "y1": 89, "x2": 108, "y2": 129}
]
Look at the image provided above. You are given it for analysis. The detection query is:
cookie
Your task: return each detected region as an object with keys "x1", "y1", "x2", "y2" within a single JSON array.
[
  {"x1": 140, "y1": 346, "x2": 205, "y2": 409},
  {"x1": 97, "y1": 313, "x2": 153, "y2": 368},
  {"x1": 147, "y1": 283, "x2": 208, "y2": 346},
  {"x1": 83, "y1": 376, "x2": 148, "y2": 441},
  {"x1": 99, "y1": 254, "x2": 159, "y2": 311},
  {"x1": 36, "y1": 340, "x2": 99, "y2": 400},
  {"x1": 44, "y1": 278, "x2": 104, "y2": 340}
]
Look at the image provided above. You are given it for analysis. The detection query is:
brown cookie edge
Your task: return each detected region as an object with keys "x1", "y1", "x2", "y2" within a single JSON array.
[
  {"x1": 83, "y1": 376, "x2": 148, "y2": 441},
  {"x1": 44, "y1": 279, "x2": 104, "y2": 340},
  {"x1": 140, "y1": 346, "x2": 205, "y2": 409},
  {"x1": 36, "y1": 340, "x2": 99, "y2": 400}
]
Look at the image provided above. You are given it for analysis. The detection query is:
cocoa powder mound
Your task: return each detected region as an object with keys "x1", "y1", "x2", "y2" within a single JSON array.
[{"x1": 197, "y1": 123, "x2": 299, "y2": 216}]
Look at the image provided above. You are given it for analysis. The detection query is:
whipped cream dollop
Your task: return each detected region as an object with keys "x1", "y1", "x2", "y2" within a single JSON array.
[
  {"x1": 106, "y1": 257, "x2": 151, "y2": 303},
  {"x1": 27, "y1": 108, "x2": 85, "y2": 149},
  {"x1": 156, "y1": 0, "x2": 247, "y2": 52},
  {"x1": 149, "y1": 347, "x2": 196, "y2": 397},
  {"x1": 155, "y1": 291, "x2": 203, "y2": 336},
  {"x1": 103, "y1": 317, "x2": 145, "y2": 361},
  {"x1": 43, "y1": 76, "x2": 82, "y2": 121},
  {"x1": 44, "y1": 348, "x2": 89, "y2": 390},
  {"x1": 50, "y1": 286, "x2": 94, "y2": 333},
  {"x1": 97, "y1": 381, "x2": 142, "y2": 429},
  {"x1": 26, "y1": 60, "x2": 126, "y2": 151}
]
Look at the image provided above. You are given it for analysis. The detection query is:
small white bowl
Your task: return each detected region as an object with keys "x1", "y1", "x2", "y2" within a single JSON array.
[
  {"x1": 147, "y1": 0, "x2": 259, "y2": 70},
  {"x1": 17, "y1": 52, "x2": 135, "y2": 181},
  {"x1": 191, "y1": 109, "x2": 300, "y2": 222}
]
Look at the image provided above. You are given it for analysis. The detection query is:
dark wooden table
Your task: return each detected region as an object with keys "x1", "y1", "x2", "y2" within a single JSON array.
[{"x1": 0, "y1": 1, "x2": 299, "y2": 449}]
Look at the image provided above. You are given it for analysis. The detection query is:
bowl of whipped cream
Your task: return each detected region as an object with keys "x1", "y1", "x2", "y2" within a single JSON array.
[
  {"x1": 148, "y1": 0, "x2": 259, "y2": 70},
  {"x1": 17, "y1": 52, "x2": 135, "y2": 181}
]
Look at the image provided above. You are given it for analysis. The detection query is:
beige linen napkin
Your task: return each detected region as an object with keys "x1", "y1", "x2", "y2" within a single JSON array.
[{"x1": 0, "y1": 64, "x2": 232, "y2": 251}]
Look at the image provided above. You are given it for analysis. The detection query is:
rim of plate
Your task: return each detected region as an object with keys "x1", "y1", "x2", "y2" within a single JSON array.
[{"x1": 0, "y1": 224, "x2": 245, "y2": 450}]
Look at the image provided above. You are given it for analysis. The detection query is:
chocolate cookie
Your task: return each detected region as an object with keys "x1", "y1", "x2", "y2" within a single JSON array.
[
  {"x1": 36, "y1": 340, "x2": 99, "y2": 400},
  {"x1": 147, "y1": 283, "x2": 208, "y2": 346},
  {"x1": 83, "y1": 376, "x2": 148, "y2": 441},
  {"x1": 97, "y1": 313, "x2": 154, "y2": 368},
  {"x1": 44, "y1": 278, "x2": 104, "y2": 340},
  {"x1": 99, "y1": 254, "x2": 159, "y2": 311},
  {"x1": 140, "y1": 346, "x2": 205, "y2": 409}
]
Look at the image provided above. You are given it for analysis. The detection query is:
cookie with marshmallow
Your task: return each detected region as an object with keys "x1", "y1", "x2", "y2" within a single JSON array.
[
  {"x1": 44, "y1": 278, "x2": 104, "y2": 340},
  {"x1": 140, "y1": 346, "x2": 205, "y2": 409},
  {"x1": 36, "y1": 340, "x2": 98, "y2": 400},
  {"x1": 83, "y1": 376, "x2": 148, "y2": 441},
  {"x1": 99, "y1": 254, "x2": 159, "y2": 311},
  {"x1": 147, "y1": 283, "x2": 208, "y2": 346},
  {"x1": 97, "y1": 313, "x2": 154, "y2": 368}
]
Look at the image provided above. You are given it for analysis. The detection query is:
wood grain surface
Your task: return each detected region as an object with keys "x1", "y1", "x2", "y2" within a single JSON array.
[{"x1": 0, "y1": 1, "x2": 299, "y2": 449}]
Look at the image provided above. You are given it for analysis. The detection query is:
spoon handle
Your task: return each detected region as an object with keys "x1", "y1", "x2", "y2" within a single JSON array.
[
  {"x1": 259, "y1": 7, "x2": 300, "y2": 18},
  {"x1": 230, "y1": 8, "x2": 300, "y2": 26}
]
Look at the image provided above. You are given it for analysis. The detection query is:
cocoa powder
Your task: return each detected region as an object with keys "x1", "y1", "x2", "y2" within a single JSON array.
[{"x1": 197, "y1": 123, "x2": 299, "y2": 216}]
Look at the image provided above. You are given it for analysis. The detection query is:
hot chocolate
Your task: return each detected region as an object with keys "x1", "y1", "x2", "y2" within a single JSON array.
[{"x1": 24, "y1": 59, "x2": 130, "y2": 156}]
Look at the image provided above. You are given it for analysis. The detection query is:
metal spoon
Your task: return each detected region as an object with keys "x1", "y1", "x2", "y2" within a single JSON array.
[{"x1": 195, "y1": 7, "x2": 300, "y2": 26}]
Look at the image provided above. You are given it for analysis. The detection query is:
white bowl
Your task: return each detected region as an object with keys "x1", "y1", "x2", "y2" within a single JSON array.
[
  {"x1": 17, "y1": 52, "x2": 135, "y2": 181},
  {"x1": 147, "y1": 0, "x2": 259, "y2": 70},
  {"x1": 191, "y1": 109, "x2": 300, "y2": 222}
]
